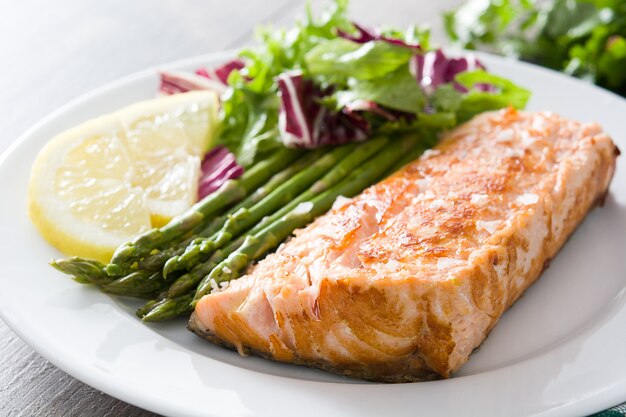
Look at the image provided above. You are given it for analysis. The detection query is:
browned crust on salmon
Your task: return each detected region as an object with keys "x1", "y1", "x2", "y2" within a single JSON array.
[
  {"x1": 188, "y1": 315, "x2": 439, "y2": 382},
  {"x1": 189, "y1": 109, "x2": 618, "y2": 382}
]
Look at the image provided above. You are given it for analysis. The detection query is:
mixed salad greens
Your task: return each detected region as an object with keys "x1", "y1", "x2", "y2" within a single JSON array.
[
  {"x1": 445, "y1": 0, "x2": 626, "y2": 96},
  {"x1": 53, "y1": 0, "x2": 530, "y2": 322},
  {"x1": 164, "y1": 0, "x2": 529, "y2": 168}
]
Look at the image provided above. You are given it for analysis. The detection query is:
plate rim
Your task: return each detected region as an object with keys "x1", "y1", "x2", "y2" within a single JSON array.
[{"x1": 1, "y1": 50, "x2": 626, "y2": 417}]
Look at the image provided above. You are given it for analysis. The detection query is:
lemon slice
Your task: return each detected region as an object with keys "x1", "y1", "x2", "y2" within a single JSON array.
[{"x1": 28, "y1": 90, "x2": 219, "y2": 262}]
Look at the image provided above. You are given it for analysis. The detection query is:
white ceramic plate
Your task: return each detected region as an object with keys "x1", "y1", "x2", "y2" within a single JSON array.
[{"x1": 1, "y1": 51, "x2": 625, "y2": 417}]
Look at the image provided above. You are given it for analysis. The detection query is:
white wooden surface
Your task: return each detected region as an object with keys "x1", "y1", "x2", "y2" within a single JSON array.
[{"x1": 0, "y1": 1, "x2": 459, "y2": 415}]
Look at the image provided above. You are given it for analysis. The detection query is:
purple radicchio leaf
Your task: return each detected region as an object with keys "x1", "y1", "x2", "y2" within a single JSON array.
[
  {"x1": 337, "y1": 22, "x2": 422, "y2": 50},
  {"x1": 198, "y1": 146, "x2": 244, "y2": 200},
  {"x1": 195, "y1": 59, "x2": 245, "y2": 85},
  {"x1": 158, "y1": 70, "x2": 227, "y2": 95},
  {"x1": 410, "y1": 50, "x2": 493, "y2": 94},
  {"x1": 158, "y1": 60, "x2": 245, "y2": 96},
  {"x1": 277, "y1": 70, "x2": 369, "y2": 149}
]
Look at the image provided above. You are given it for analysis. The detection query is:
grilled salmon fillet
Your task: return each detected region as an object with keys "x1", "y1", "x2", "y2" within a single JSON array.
[{"x1": 189, "y1": 108, "x2": 618, "y2": 382}]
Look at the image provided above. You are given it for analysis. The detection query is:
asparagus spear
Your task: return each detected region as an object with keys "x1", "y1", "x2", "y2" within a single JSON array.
[
  {"x1": 166, "y1": 231, "x2": 244, "y2": 298},
  {"x1": 163, "y1": 145, "x2": 353, "y2": 276},
  {"x1": 51, "y1": 206, "x2": 231, "y2": 285},
  {"x1": 230, "y1": 151, "x2": 321, "y2": 210},
  {"x1": 107, "y1": 147, "x2": 302, "y2": 276},
  {"x1": 136, "y1": 298, "x2": 161, "y2": 318},
  {"x1": 103, "y1": 271, "x2": 170, "y2": 298},
  {"x1": 96, "y1": 152, "x2": 321, "y2": 296},
  {"x1": 165, "y1": 137, "x2": 389, "y2": 276},
  {"x1": 385, "y1": 144, "x2": 426, "y2": 176},
  {"x1": 50, "y1": 258, "x2": 113, "y2": 286},
  {"x1": 136, "y1": 237, "x2": 196, "y2": 272},
  {"x1": 194, "y1": 134, "x2": 418, "y2": 302},
  {"x1": 137, "y1": 239, "x2": 243, "y2": 321},
  {"x1": 385, "y1": 134, "x2": 432, "y2": 176},
  {"x1": 167, "y1": 250, "x2": 225, "y2": 298},
  {"x1": 141, "y1": 293, "x2": 194, "y2": 322},
  {"x1": 135, "y1": 211, "x2": 232, "y2": 272}
]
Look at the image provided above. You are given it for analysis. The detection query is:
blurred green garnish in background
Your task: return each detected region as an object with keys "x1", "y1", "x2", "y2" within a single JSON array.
[{"x1": 444, "y1": 0, "x2": 626, "y2": 96}]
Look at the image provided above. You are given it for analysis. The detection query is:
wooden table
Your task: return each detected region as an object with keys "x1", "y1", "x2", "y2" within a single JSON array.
[{"x1": 0, "y1": 1, "x2": 457, "y2": 415}]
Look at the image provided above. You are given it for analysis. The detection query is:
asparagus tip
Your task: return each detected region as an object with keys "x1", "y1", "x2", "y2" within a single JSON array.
[
  {"x1": 162, "y1": 257, "x2": 180, "y2": 279},
  {"x1": 105, "y1": 263, "x2": 125, "y2": 277}
]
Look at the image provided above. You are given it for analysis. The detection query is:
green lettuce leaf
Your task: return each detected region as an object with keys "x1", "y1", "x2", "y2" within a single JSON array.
[
  {"x1": 455, "y1": 70, "x2": 531, "y2": 121},
  {"x1": 305, "y1": 38, "x2": 415, "y2": 82},
  {"x1": 217, "y1": 71, "x2": 281, "y2": 167},
  {"x1": 332, "y1": 67, "x2": 426, "y2": 113},
  {"x1": 431, "y1": 84, "x2": 463, "y2": 113}
]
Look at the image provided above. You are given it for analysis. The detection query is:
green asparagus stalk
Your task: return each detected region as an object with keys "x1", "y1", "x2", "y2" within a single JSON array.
[
  {"x1": 228, "y1": 135, "x2": 391, "y2": 241},
  {"x1": 136, "y1": 298, "x2": 161, "y2": 318},
  {"x1": 163, "y1": 145, "x2": 353, "y2": 276},
  {"x1": 106, "y1": 147, "x2": 302, "y2": 276},
  {"x1": 386, "y1": 144, "x2": 426, "y2": 176},
  {"x1": 136, "y1": 237, "x2": 196, "y2": 272},
  {"x1": 141, "y1": 293, "x2": 194, "y2": 322},
  {"x1": 50, "y1": 219, "x2": 223, "y2": 295},
  {"x1": 167, "y1": 250, "x2": 225, "y2": 298},
  {"x1": 385, "y1": 133, "x2": 433, "y2": 176},
  {"x1": 167, "y1": 233, "x2": 246, "y2": 297},
  {"x1": 193, "y1": 135, "x2": 418, "y2": 302},
  {"x1": 136, "y1": 210, "x2": 233, "y2": 272},
  {"x1": 103, "y1": 271, "x2": 169, "y2": 298},
  {"x1": 160, "y1": 148, "x2": 326, "y2": 277},
  {"x1": 165, "y1": 137, "x2": 389, "y2": 276},
  {"x1": 50, "y1": 258, "x2": 113, "y2": 286},
  {"x1": 230, "y1": 151, "x2": 321, "y2": 210}
]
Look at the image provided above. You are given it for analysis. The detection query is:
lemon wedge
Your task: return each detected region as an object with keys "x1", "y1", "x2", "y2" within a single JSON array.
[{"x1": 28, "y1": 90, "x2": 219, "y2": 262}]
